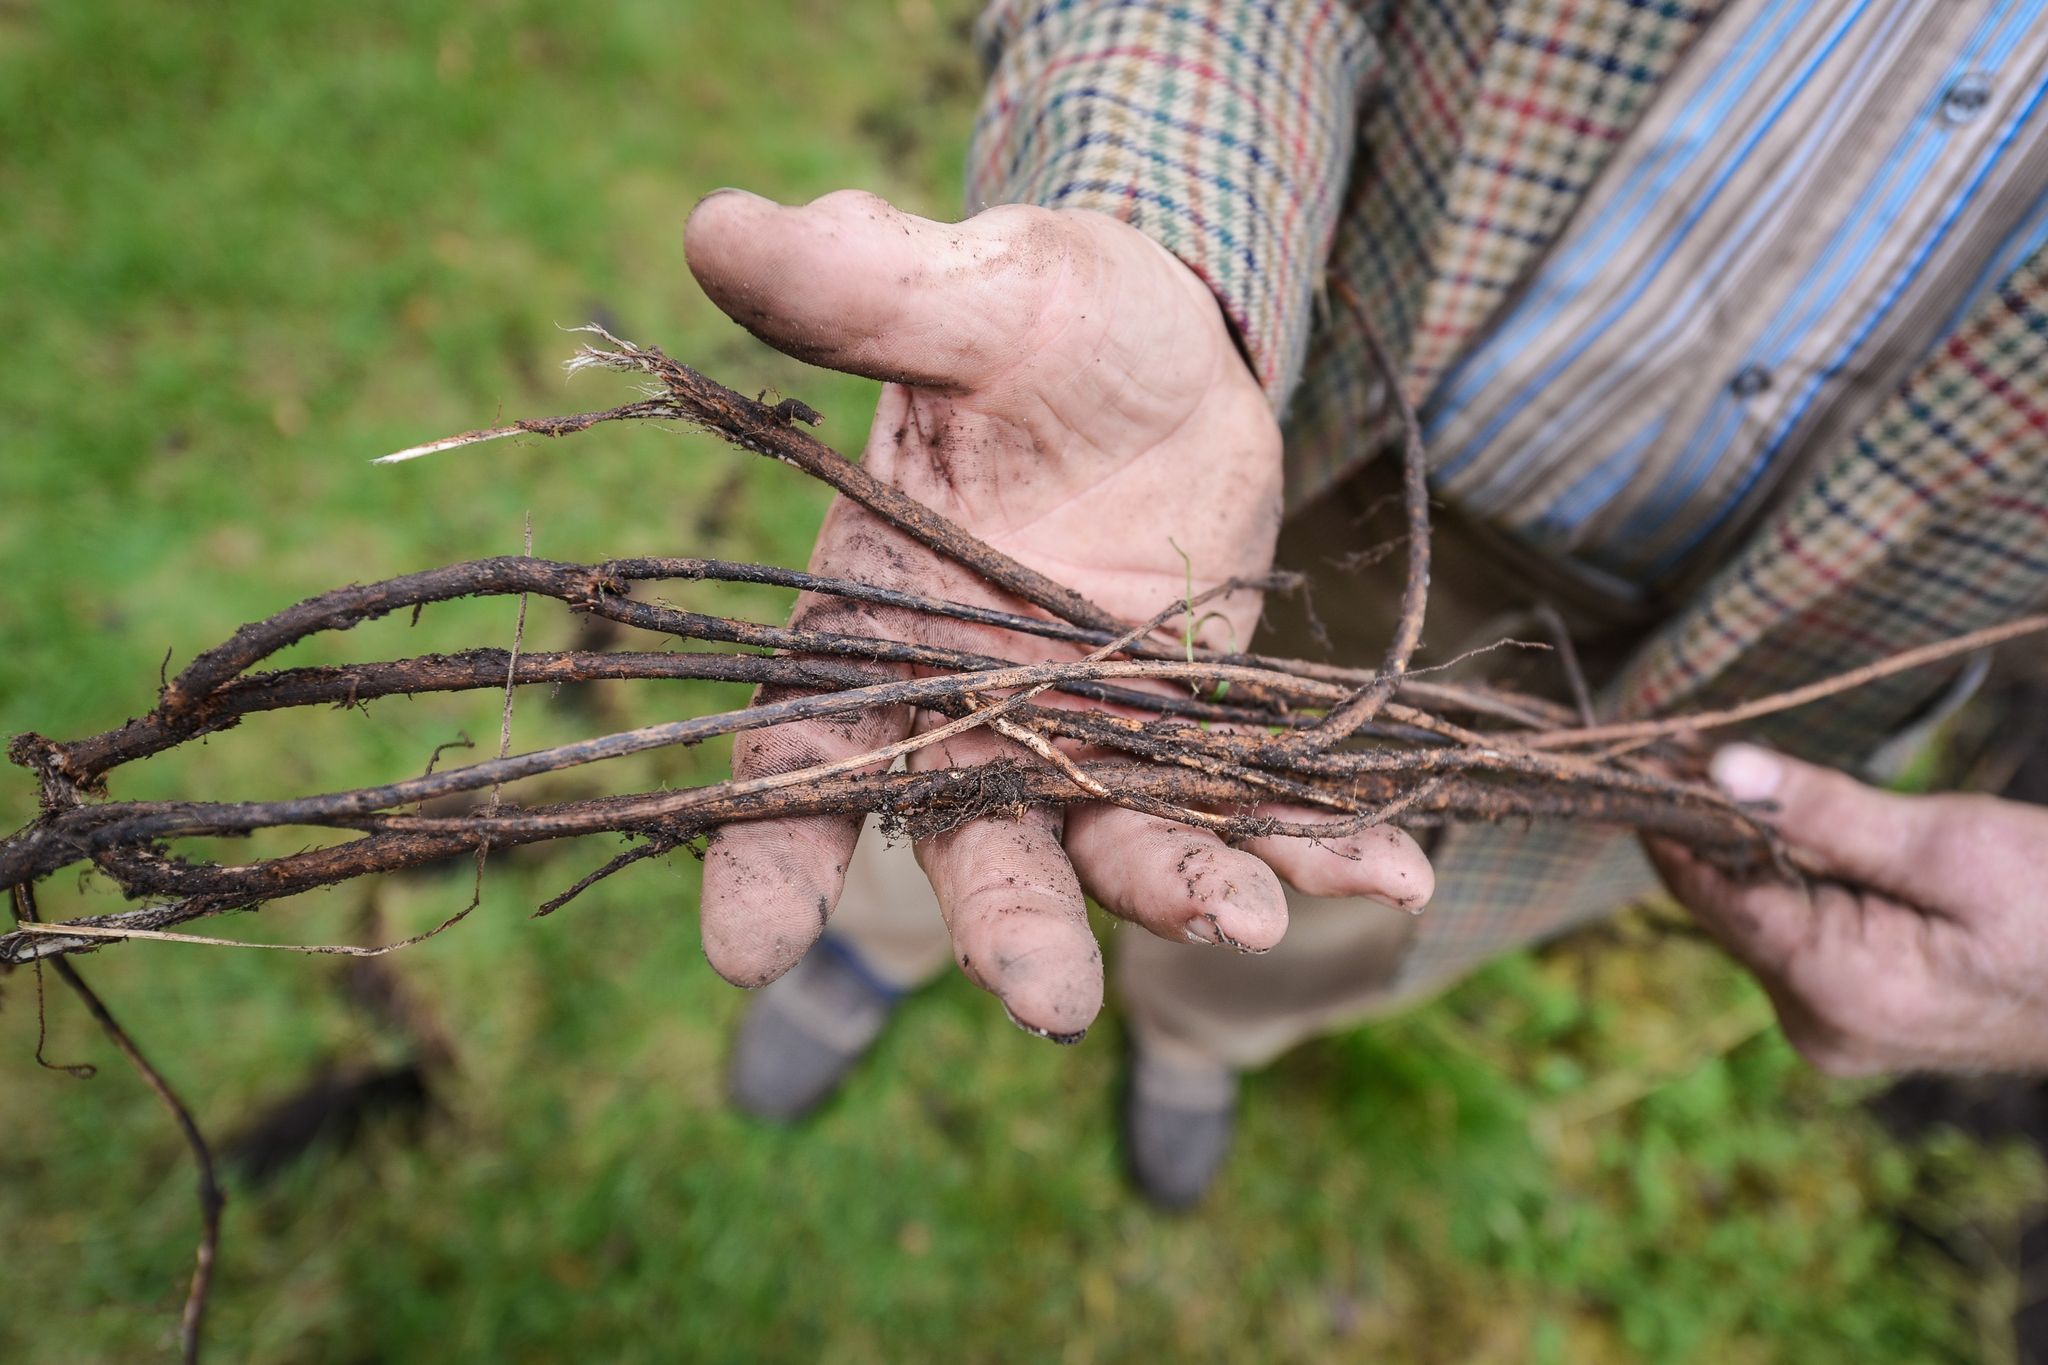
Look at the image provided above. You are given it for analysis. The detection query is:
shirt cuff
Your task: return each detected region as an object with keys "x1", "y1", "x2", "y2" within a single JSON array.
[{"x1": 967, "y1": 0, "x2": 1378, "y2": 410}]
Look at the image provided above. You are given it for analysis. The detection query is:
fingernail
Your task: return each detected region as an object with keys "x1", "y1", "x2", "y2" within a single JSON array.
[
  {"x1": 1204, "y1": 914, "x2": 1247, "y2": 953},
  {"x1": 689, "y1": 187, "x2": 774, "y2": 220},
  {"x1": 1003, "y1": 1004, "x2": 1087, "y2": 1046},
  {"x1": 1711, "y1": 744, "x2": 1784, "y2": 802},
  {"x1": 1204, "y1": 908, "x2": 1279, "y2": 955}
]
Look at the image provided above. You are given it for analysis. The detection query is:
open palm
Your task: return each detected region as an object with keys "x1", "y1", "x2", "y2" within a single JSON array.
[{"x1": 684, "y1": 189, "x2": 1431, "y2": 1039}]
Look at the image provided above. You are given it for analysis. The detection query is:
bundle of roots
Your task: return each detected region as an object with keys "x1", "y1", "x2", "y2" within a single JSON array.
[{"x1": 7, "y1": 325, "x2": 2042, "y2": 1361}]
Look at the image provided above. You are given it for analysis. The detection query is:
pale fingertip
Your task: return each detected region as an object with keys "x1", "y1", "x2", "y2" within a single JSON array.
[
  {"x1": 989, "y1": 976, "x2": 1101, "y2": 1043},
  {"x1": 1190, "y1": 852, "x2": 1289, "y2": 953},
  {"x1": 949, "y1": 906, "x2": 1103, "y2": 1041},
  {"x1": 1344, "y1": 828, "x2": 1434, "y2": 912},
  {"x1": 700, "y1": 916, "x2": 820, "y2": 990},
  {"x1": 1711, "y1": 743, "x2": 1785, "y2": 804},
  {"x1": 995, "y1": 952, "x2": 1104, "y2": 1039},
  {"x1": 697, "y1": 825, "x2": 843, "y2": 989},
  {"x1": 1063, "y1": 808, "x2": 1288, "y2": 952},
  {"x1": 1244, "y1": 819, "x2": 1434, "y2": 908}
]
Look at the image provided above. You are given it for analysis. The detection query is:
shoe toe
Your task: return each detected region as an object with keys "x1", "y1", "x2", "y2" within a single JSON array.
[
  {"x1": 727, "y1": 998, "x2": 863, "y2": 1122},
  {"x1": 724, "y1": 938, "x2": 899, "y2": 1123},
  {"x1": 1127, "y1": 1100, "x2": 1233, "y2": 1210},
  {"x1": 1125, "y1": 1053, "x2": 1238, "y2": 1210}
]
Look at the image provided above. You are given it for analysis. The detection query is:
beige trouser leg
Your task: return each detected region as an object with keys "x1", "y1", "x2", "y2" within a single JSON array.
[
  {"x1": 825, "y1": 461, "x2": 1657, "y2": 1064},
  {"x1": 829, "y1": 821, "x2": 953, "y2": 991},
  {"x1": 1112, "y1": 892, "x2": 1421, "y2": 1068},
  {"x1": 829, "y1": 821, "x2": 1424, "y2": 1066},
  {"x1": 828, "y1": 809, "x2": 1658, "y2": 1069}
]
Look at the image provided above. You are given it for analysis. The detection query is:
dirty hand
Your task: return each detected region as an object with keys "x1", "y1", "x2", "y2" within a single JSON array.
[
  {"x1": 682, "y1": 188, "x2": 1433, "y2": 1040},
  {"x1": 1651, "y1": 744, "x2": 2048, "y2": 1075}
]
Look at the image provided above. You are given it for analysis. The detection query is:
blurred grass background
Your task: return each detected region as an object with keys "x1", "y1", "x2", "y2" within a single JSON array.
[{"x1": 0, "y1": 1, "x2": 2041, "y2": 1360}]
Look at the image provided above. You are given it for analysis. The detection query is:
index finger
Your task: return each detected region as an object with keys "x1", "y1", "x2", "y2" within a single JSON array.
[
  {"x1": 909, "y1": 727, "x2": 1104, "y2": 1042},
  {"x1": 698, "y1": 593, "x2": 912, "y2": 986}
]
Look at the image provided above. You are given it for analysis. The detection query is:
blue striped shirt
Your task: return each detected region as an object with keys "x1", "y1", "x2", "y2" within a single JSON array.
[{"x1": 1419, "y1": 0, "x2": 2048, "y2": 601}]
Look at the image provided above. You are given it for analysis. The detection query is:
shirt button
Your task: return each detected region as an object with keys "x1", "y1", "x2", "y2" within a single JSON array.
[
  {"x1": 1942, "y1": 74, "x2": 1992, "y2": 125},
  {"x1": 1729, "y1": 364, "x2": 1773, "y2": 398}
]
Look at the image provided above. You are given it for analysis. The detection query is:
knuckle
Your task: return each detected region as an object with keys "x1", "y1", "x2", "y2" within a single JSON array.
[
  {"x1": 1933, "y1": 791, "x2": 2003, "y2": 828},
  {"x1": 1856, "y1": 996, "x2": 1912, "y2": 1043},
  {"x1": 1920, "y1": 793, "x2": 2035, "y2": 886},
  {"x1": 740, "y1": 714, "x2": 900, "y2": 773},
  {"x1": 809, "y1": 187, "x2": 892, "y2": 218},
  {"x1": 1778, "y1": 954, "x2": 1878, "y2": 1037},
  {"x1": 1800, "y1": 1039, "x2": 1879, "y2": 1078},
  {"x1": 1791, "y1": 975, "x2": 1862, "y2": 1036},
  {"x1": 966, "y1": 201, "x2": 1061, "y2": 236},
  {"x1": 1867, "y1": 972, "x2": 1939, "y2": 1038},
  {"x1": 1781, "y1": 1013, "x2": 1877, "y2": 1076},
  {"x1": 1779, "y1": 984, "x2": 1899, "y2": 1076}
]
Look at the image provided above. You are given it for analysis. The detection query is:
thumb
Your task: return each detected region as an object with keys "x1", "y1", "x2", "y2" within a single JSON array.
[
  {"x1": 683, "y1": 187, "x2": 1065, "y2": 392},
  {"x1": 1709, "y1": 743, "x2": 1957, "y2": 909}
]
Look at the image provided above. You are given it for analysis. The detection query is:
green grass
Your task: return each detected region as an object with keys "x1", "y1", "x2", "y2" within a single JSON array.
[{"x1": 0, "y1": 2, "x2": 2040, "y2": 1360}]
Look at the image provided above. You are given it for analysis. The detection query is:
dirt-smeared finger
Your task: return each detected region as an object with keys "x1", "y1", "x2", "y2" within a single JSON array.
[
  {"x1": 683, "y1": 188, "x2": 1067, "y2": 393},
  {"x1": 1239, "y1": 805, "x2": 1435, "y2": 910},
  {"x1": 909, "y1": 730, "x2": 1102, "y2": 1042},
  {"x1": 697, "y1": 596, "x2": 913, "y2": 987},
  {"x1": 1064, "y1": 804, "x2": 1288, "y2": 952}
]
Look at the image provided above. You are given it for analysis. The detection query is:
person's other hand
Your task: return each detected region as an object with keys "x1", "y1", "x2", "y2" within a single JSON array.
[
  {"x1": 683, "y1": 188, "x2": 1433, "y2": 1039},
  {"x1": 1650, "y1": 743, "x2": 2048, "y2": 1075}
]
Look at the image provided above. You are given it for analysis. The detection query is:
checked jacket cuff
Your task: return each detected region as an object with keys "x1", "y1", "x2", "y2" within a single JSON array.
[{"x1": 967, "y1": 0, "x2": 1378, "y2": 411}]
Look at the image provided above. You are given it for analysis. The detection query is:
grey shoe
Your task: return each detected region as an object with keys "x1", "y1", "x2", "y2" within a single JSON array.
[
  {"x1": 726, "y1": 937, "x2": 902, "y2": 1123},
  {"x1": 1124, "y1": 1044, "x2": 1239, "y2": 1210}
]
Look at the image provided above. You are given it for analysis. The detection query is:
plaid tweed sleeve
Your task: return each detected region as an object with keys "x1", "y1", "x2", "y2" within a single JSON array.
[{"x1": 967, "y1": 1, "x2": 1379, "y2": 408}]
